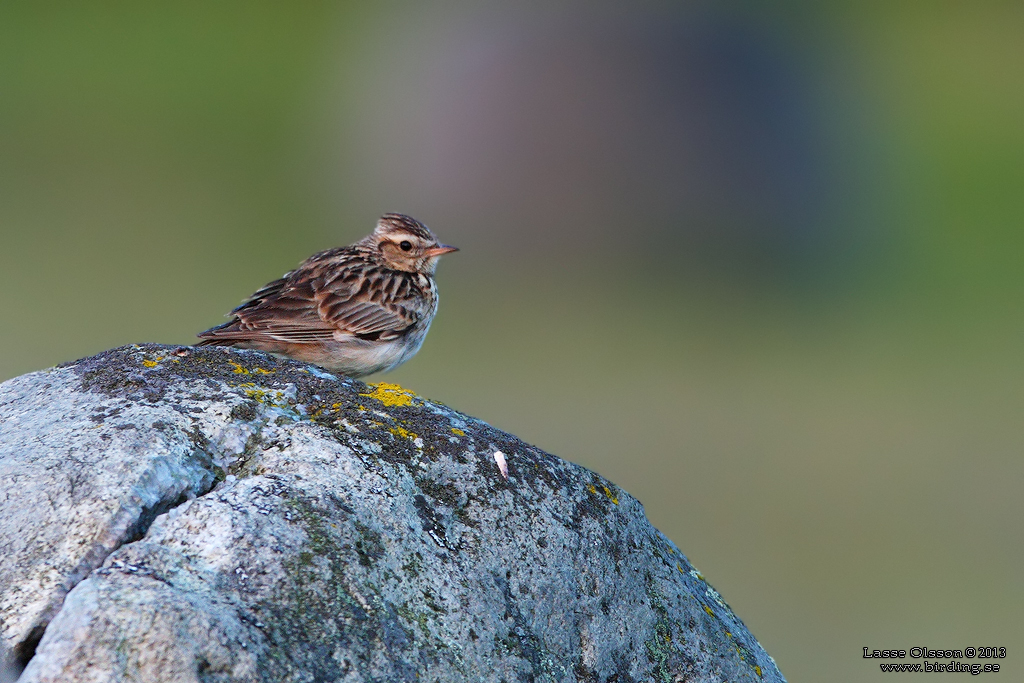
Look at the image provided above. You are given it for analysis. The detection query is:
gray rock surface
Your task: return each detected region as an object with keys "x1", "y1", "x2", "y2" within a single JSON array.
[{"x1": 0, "y1": 344, "x2": 785, "y2": 682}]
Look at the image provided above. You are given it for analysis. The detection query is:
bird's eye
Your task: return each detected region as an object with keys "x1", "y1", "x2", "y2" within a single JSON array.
[{"x1": 399, "y1": 240, "x2": 412, "y2": 251}]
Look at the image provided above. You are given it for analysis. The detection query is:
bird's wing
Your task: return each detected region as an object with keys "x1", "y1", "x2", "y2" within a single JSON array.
[
  {"x1": 197, "y1": 255, "x2": 423, "y2": 345},
  {"x1": 315, "y1": 268, "x2": 422, "y2": 341},
  {"x1": 198, "y1": 268, "x2": 337, "y2": 344}
]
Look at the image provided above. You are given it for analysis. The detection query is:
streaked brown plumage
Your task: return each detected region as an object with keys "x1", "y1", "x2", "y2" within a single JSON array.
[{"x1": 197, "y1": 213, "x2": 457, "y2": 377}]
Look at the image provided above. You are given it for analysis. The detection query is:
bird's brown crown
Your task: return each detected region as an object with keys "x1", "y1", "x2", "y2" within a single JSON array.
[{"x1": 376, "y1": 213, "x2": 437, "y2": 242}]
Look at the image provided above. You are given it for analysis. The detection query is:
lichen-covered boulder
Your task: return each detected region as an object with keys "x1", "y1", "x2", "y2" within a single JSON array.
[{"x1": 0, "y1": 344, "x2": 784, "y2": 682}]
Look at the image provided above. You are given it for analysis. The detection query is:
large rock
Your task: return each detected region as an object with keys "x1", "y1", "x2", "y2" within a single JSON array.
[{"x1": 0, "y1": 344, "x2": 784, "y2": 682}]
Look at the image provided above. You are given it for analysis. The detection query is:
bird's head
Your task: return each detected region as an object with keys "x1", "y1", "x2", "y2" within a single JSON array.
[{"x1": 369, "y1": 213, "x2": 458, "y2": 274}]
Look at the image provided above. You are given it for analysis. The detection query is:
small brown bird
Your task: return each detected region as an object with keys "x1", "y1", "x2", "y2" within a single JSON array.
[{"x1": 197, "y1": 213, "x2": 457, "y2": 377}]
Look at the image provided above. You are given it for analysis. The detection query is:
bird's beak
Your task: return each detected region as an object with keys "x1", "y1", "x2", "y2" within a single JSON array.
[{"x1": 424, "y1": 244, "x2": 459, "y2": 257}]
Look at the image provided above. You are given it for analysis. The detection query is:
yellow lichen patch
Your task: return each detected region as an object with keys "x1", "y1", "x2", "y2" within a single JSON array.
[
  {"x1": 601, "y1": 486, "x2": 619, "y2": 505},
  {"x1": 587, "y1": 484, "x2": 598, "y2": 495},
  {"x1": 142, "y1": 359, "x2": 159, "y2": 368},
  {"x1": 450, "y1": 427, "x2": 465, "y2": 436},
  {"x1": 232, "y1": 362, "x2": 273, "y2": 375},
  {"x1": 241, "y1": 385, "x2": 285, "y2": 405},
  {"x1": 677, "y1": 564, "x2": 685, "y2": 575},
  {"x1": 755, "y1": 665, "x2": 762, "y2": 677},
  {"x1": 389, "y1": 425, "x2": 418, "y2": 440},
  {"x1": 703, "y1": 604, "x2": 714, "y2": 617},
  {"x1": 360, "y1": 382, "x2": 418, "y2": 408}
]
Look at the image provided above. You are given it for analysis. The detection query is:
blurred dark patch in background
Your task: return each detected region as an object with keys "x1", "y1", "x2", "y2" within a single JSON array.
[
  {"x1": 2, "y1": 3, "x2": 1022, "y2": 681},
  {"x1": 323, "y1": 4, "x2": 873, "y2": 290}
]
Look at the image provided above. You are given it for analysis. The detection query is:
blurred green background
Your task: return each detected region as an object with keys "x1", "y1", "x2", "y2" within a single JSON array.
[{"x1": 1, "y1": 2, "x2": 1021, "y2": 681}]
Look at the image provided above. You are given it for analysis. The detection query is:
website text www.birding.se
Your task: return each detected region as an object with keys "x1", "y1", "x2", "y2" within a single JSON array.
[{"x1": 864, "y1": 647, "x2": 1005, "y2": 674}]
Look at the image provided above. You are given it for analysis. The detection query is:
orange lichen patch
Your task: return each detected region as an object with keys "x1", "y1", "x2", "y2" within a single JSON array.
[{"x1": 360, "y1": 382, "x2": 418, "y2": 408}]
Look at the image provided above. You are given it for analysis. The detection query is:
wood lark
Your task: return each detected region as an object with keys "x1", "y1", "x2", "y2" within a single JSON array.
[{"x1": 197, "y1": 213, "x2": 457, "y2": 377}]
